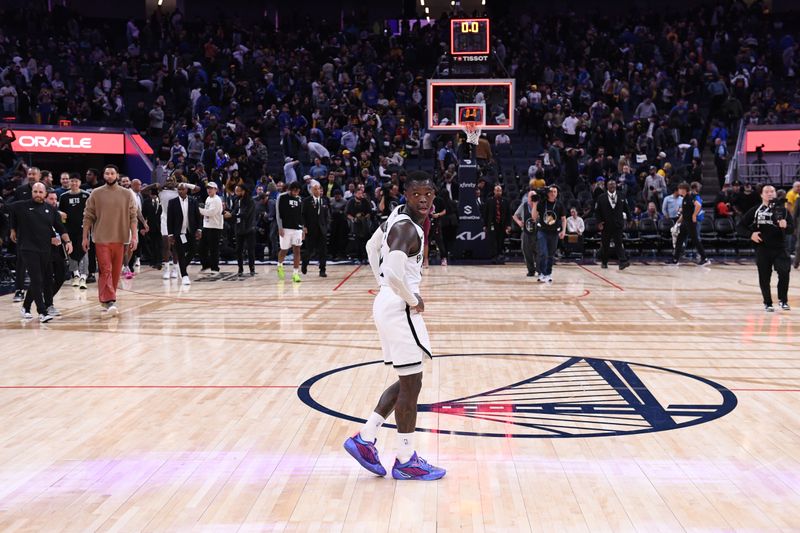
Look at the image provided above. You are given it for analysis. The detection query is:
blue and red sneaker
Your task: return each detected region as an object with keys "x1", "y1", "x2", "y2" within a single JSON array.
[
  {"x1": 391, "y1": 452, "x2": 446, "y2": 481},
  {"x1": 343, "y1": 433, "x2": 387, "y2": 476}
]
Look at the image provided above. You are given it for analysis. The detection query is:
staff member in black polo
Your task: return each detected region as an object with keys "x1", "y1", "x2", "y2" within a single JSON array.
[
  {"x1": 230, "y1": 183, "x2": 256, "y2": 276},
  {"x1": 11, "y1": 166, "x2": 41, "y2": 302},
  {"x1": 167, "y1": 183, "x2": 202, "y2": 286},
  {"x1": 738, "y1": 184, "x2": 794, "y2": 312},
  {"x1": 513, "y1": 189, "x2": 539, "y2": 277},
  {"x1": 45, "y1": 189, "x2": 69, "y2": 316},
  {"x1": 301, "y1": 179, "x2": 330, "y2": 277},
  {"x1": 483, "y1": 184, "x2": 511, "y2": 264},
  {"x1": 595, "y1": 178, "x2": 631, "y2": 270},
  {"x1": 9, "y1": 182, "x2": 72, "y2": 323},
  {"x1": 670, "y1": 181, "x2": 710, "y2": 266}
]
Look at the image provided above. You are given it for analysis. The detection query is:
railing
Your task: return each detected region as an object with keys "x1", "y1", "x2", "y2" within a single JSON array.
[
  {"x1": 727, "y1": 119, "x2": 745, "y2": 185},
  {"x1": 738, "y1": 162, "x2": 798, "y2": 186}
]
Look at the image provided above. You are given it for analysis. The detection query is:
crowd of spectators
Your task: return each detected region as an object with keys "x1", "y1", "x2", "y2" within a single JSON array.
[{"x1": 0, "y1": 1, "x2": 798, "y2": 266}]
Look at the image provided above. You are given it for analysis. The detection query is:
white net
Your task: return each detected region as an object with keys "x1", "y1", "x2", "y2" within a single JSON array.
[{"x1": 465, "y1": 124, "x2": 481, "y2": 146}]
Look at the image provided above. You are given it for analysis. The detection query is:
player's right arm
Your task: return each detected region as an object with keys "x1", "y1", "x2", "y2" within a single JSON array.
[
  {"x1": 384, "y1": 220, "x2": 423, "y2": 312},
  {"x1": 275, "y1": 193, "x2": 285, "y2": 236},
  {"x1": 736, "y1": 204, "x2": 760, "y2": 242},
  {"x1": 366, "y1": 221, "x2": 387, "y2": 285}
]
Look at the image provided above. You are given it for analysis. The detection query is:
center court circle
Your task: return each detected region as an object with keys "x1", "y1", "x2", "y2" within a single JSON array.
[{"x1": 298, "y1": 353, "x2": 738, "y2": 439}]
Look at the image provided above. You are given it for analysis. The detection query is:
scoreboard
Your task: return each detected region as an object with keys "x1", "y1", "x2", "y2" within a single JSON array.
[{"x1": 450, "y1": 18, "x2": 490, "y2": 61}]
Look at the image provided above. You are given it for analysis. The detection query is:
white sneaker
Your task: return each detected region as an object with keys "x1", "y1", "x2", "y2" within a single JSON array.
[
  {"x1": 134, "y1": 258, "x2": 140, "y2": 268},
  {"x1": 72, "y1": 274, "x2": 80, "y2": 287},
  {"x1": 46, "y1": 305, "x2": 60, "y2": 317},
  {"x1": 170, "y1": 265, "x2": 178, "y2": 278},
  {"x1": 546, "y1": 275, "x2": 553, "y2": 283},
  {"x1": 79, "y1": 276, "x2": 87, "y2": 289},
  {"x1": 39, "y1": 313, "x2": 54, "y2": 323},
  {"x1": 20, "y1": 307, "x2": 33, "y2": 320},
  {"x1": 537, "y1": 275, "x2": 546, "y2": 283},
  {"x1": 101, "y1": 303, "x2": 119, "y2": 319},
  {"x1": 182, "y1": 275, "x2": 191, "y2": 285}
]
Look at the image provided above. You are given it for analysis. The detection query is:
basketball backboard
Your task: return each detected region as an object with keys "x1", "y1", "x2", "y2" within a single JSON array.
[{"x1": 426, "y1": 79, "x2": 515, "y2": 132}]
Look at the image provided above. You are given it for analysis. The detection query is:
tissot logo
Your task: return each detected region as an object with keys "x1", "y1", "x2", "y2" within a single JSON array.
[{"x1": 18, "y1": 135, "x2": 92, "y2": 149}]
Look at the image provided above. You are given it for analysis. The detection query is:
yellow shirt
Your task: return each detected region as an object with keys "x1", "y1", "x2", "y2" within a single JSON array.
[{"x1": 787, "y1": 189, "x2": 799, "y2": 214}]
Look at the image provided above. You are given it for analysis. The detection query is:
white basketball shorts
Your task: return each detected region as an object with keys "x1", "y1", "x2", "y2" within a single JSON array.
[
  {"x1": 373, "y1": 286, "x2": 432, "y2": 376},
  {"x1": 279, "y1": 228, "x2": 304, "y2": 249}
]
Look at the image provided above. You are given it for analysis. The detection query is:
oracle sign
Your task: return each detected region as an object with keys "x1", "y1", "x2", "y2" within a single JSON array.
[
  {"x1": 745, "y1": 129, "x2": 800, "y2": 153},
  {"x1": 11, "y1": 130, "x2": 125, "y2": 154}
]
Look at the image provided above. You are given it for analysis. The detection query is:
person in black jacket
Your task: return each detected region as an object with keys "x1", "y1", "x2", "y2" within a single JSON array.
[
  {"x1": 10, "y1": 166, "x2": 42, "y2": 302},
  {"x1": 167, "y1": 183, "x2": 202, "y2": 285},
  {"x1": 737, "y1": 184, "x2": 794, "y2": 311},
  {"x1": 669, "y1": 181, "x2": 710, "y2": 266},
  {"x1": 141, "y1": 187, "x2": 162, "y2": 267},
  {"x1": 9, "y1": 182, "x2": 72, "y2": 322},
  {"x1": 230, "y1": 184, "x2": 256, "y2": 276},
  {"x1": 45, "y1": 190, "x2": 68, "y2": 315},
  {"x1": 482, "y1": 184, "x2": 511, "y2": 264},
  {"x1": 301, "y1": 180, "x2": 330, "y2": 277},
  {"x1": 595, "y1": 179, "x2": 631, "y2": 270}
]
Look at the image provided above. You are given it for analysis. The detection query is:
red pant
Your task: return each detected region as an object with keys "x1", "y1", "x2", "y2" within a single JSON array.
[{"x1": 95, "y1": 242, "x2": 124, "y2": 304}]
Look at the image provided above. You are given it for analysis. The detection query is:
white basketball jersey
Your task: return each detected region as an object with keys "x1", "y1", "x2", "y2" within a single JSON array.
[{"x1": 379, "y1": 206, "x2": 425, "y2": 294}]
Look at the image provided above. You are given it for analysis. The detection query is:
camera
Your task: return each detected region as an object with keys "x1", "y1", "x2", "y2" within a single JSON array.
[{"x1": 770, "y1": 200, "x2": 787, "y2": 221}]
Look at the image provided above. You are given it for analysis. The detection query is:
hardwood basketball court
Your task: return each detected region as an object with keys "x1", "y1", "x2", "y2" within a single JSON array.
[{"x1": 1, "y1": 262, "x2": 798, "y2": 531}]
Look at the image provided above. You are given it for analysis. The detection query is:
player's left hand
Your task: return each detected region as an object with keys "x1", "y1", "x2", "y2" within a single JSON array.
[
  {"x1": 778, "y1": 219, "x2": 787, "y2": 229},
  {"x1": 64, "y1": 242, "x2": 73, "y2": 255},
  {"x1": 559, "y1": 230, "x2": 566, "y2": 240}
]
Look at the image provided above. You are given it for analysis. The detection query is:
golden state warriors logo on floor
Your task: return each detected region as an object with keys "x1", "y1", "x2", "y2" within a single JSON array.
[{"x1": 299, "y1": 353, "x2": 737, "y2": 438}]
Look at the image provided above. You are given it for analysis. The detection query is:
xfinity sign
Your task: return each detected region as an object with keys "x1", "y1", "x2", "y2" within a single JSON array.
[{"x1": 10, "y1": 129, "x2": 125, "y2": 154}]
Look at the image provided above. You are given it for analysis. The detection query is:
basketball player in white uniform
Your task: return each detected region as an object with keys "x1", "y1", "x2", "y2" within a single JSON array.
[{"x1": 343, "y1": 171, "x2": 446, "y2": 481}]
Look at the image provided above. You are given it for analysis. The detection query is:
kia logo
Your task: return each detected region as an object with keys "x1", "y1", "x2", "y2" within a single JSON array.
[{"x1": 18, "y1": 135, "x2": 92, "y2": 149}]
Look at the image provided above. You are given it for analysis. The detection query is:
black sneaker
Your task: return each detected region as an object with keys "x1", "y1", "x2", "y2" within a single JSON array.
[
  {"x1": 664, "y1": 258, "x2": 678, "y2": 265},
  {"x1": 249, "y1": 270, "x2": 256, "y2": 277},
  {"x1": 601, "y1": 263, "x2": 608, "y2": 269},
  {"x1": 86, "y1": 274, "x2": 96, "y2": 283},
  {"x1": 301, "y1": 265, "x2": 308, "y2": 275},
  {"x1": 698, "y1": 257, "x2": 712, "y2": 267},
  {"x1": 619, "y1": 261, "x2": 630, "y2": 270},
  {"x1": 320, "y1": 271, "x2": 328, "y2": 277},
  {"x1": 765, "y1": 304, "x2": 775, "y2": 312},
  {"x1": 526, "y1": 272, "x2": 536, "y2": 277},
  {"x1": 13, "y1": 290, "x2": 24, "y2": 302},
  {"x1": 779, "y1": 302, "x2": 791, "y2": 311}
]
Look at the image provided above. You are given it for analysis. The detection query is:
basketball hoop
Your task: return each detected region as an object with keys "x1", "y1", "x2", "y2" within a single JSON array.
[{"x1": 464, "y1": 122, "x2": 481, "y2": 146}]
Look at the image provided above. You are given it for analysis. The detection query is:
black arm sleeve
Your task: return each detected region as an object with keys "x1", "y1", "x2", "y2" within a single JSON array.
[
  {"x1": 53, "y1": 211, "x2": 68, "y2": 236},
  {"x1": 736, "y1": 205, "x2": 757, "y2": 237},
  {"x1": 8, "y1": 201, "x2": 17, "y2": 230},
  {"x1": 784, "y1": 209, "x2": 795, "y2": 235}
]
